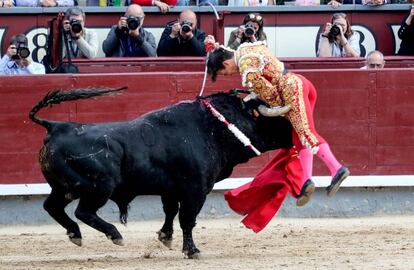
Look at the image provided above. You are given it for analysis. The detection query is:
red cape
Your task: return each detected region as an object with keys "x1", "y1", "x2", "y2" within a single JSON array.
[{"x1": 224, "y1": 148, "x2": 303, "y2": 233}]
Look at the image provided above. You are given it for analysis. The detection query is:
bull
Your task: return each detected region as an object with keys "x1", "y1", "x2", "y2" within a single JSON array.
[{"x1": 29, "y1": 87, "x2": 292, "y2": 258}]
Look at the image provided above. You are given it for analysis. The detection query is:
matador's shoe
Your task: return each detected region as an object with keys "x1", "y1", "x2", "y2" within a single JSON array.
[
  {"x1": 326, "y1": 166, "x2": 350, "y2": 197},
  {"x1": 296, "y1": 179, "x2": 315, "y2": 207}
]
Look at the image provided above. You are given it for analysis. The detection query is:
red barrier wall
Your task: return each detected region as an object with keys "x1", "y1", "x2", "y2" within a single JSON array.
[
  {"x1": 71, "y1": 56, "x2": 414, "y2": 73},
  {"x1": 0, "y1": 69, "x2": 413, "y2": 184}
]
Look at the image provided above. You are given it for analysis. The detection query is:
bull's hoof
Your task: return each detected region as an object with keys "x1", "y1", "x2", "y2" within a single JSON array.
[
  {"x1": 183, "y1": 248, "x2": 201, "y2": 259},
  {"x1": 106, "y1": 234, "x2": 124, "y2": 246},
  {"x1": 67, "y1": 232, "x2": 82, "y2": 246},
  {"x1": 111, "y1": 238, "x2": 124, "y2": 246},
  {"x1": 157, "y1": 230, "x2": 173, "y2": 249},
  {"x1": 69, "y1": 237, "x2": 82, "y2": 246},
  {"x1": 106, "y1": 235, "x2": 124, "y2": 246}
]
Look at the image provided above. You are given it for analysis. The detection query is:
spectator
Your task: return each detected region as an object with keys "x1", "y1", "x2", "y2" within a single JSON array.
[
  {"x1": 157, "y1": 9, "x2": 206, "y2": 57},
  {"x1": 243, "y1": 0, "x2": 274, "y2": 5},
  {"x1": 397, "y1": 5, "x2": 414, "y2": 56},
  {"x1": 362, "y1": 0, "x2": 387, "y2": 5},
  {"x1": 13, "y1": 0, "x2": 75, "y2": 6},
  {"x1": 228, "y1": 0, "x2": 274, "y2": 6},
  {"x1": 227, "y1": 13, "x2": 267, "y2": 50},
  {"x1": 0, "y1": 34, "x2": 45, "y2": 75},
  {"x1": 361, "y1": 50, "x2": 385, "y2": 69},
  {"x1": 321, "y1": 0, "x2": 387, "y2": 6},
  {"x1": 130, "y1": 0, "x2": 174, "y2": 14},
  {"x1": 0, "y1": 0, "x2": 14, "y2": 7},
  {"x1": 62, "y1": 7, "x2": 99, "y2": 59},
  {"x1": 102, "y1": 4, "x2": 156, "y2": 57},
  {"x1": 317, "y1": 12, "x2": 361, "y2": 57},
  {"x1": 199, "y1": 0, "x2": 219, "y2": 5},
  {"x1": 295, "y1": 0, "x2": 320, "y2": 5}
]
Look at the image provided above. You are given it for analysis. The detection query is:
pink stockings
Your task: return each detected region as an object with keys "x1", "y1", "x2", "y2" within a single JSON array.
[{"x1": 299, "y1": 143, "x2": 342, "y2": 184}]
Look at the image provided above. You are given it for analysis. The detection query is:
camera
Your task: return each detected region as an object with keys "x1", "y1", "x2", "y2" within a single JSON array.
[
  {"x1": 244, "y1": 23, "x2": 256, "y2": 37},
  {"x1": 180, "y1": 20, "x2": 193, "y2": 33},
  {"x1": 126, "y1": 15, "x2": 141, "y2": 31},
  {"x1": 328, "y1": 24, "x2": 341, "y2": 41},
  {"x1": 12, "y1": 43, "x2": 30, "y2": 60},
  {"x1": 70, "y1": 19, "x2": 83, "y2": 34}
]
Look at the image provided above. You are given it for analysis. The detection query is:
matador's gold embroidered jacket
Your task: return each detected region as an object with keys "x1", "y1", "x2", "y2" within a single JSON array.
[{"x1": 235, "y1": 41, "x2": 319, "y2": 149}]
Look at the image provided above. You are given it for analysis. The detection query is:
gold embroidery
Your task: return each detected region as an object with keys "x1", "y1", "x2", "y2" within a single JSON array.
[
  {"x1": 235, "y1": 43, "x2": 320, "y2": 149},
  {"x1": 282, "y1": 75, "x2": 319, "y2": 148}
]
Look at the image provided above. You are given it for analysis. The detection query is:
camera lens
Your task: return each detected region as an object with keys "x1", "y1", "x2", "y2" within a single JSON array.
[
  {"x1": 180, "y1": 21, "x2": 193, "y2": 33},
  {"x1": 330, "y1": 25, "x2": 341, "y2": 37},
  {"x1": 18, "y1": 47, "x2": 30, "y2": 58},
  {"x1": 70, "y1": 19, "x2": 83, "y2": 34},
  {"x1": 244, "y1": 24, "x2": 256, "y2": 37},
  {"x1": 181, "y1": 24, "x2": 191, "y2": 33},
  {"x1": 127, "y1": 16, "x2": 140, "y2": 31}
]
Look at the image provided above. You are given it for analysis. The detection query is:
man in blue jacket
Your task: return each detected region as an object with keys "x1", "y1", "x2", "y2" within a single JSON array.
[{"x1": 102, "y1": 4, "x2": 156, "y2": 57}]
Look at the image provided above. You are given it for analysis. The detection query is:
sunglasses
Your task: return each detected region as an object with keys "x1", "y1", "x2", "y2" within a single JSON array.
[{"x1": 248, "y1": 14, "x2": 262, "y2": 22}]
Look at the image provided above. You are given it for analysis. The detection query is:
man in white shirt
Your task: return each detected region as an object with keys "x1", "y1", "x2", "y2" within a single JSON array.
[
  {"x1": 0, "y1": 34, "x2": 45, "y2": 75},
  {"x1": 62, "y1": 7, "x2": 99, "y2": 59}
]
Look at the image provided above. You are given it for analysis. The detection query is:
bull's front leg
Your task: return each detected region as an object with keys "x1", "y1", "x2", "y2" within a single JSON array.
[{"x1": 178, "y1": 194, "x2": 207, "y2": 259}]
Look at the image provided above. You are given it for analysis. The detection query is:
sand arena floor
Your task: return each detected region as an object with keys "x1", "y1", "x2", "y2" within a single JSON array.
[{"x1": 1, "y1": 216, "x2": 413, "y2": 270}]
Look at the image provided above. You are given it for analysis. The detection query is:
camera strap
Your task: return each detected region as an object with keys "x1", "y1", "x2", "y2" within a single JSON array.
[
  {"x1": 69, "y1": 40, "x2": 79, "y2": 58},
  {"x1": 63, "y1": 31, "x2": 74, "y2": 66}
]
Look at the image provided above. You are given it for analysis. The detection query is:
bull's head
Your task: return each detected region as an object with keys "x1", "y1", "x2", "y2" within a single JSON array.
[
  {"x1": 202, "y1": 91, "x2": 293, "y2": 156},
  {"x1": 241, "y1": 97, "x2": 293, "y2": 152}
]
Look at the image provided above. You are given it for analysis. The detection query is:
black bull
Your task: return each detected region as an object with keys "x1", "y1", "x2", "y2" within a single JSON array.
[{"x1": 29, "y1": 87, "x2": 292, "y2": 258}]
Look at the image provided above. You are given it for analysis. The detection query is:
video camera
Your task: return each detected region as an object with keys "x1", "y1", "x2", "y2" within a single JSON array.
[
  {"x1": 12, "y1": 42, "x2": 30, "y2": 60},
  {"x1": 180, "y1": 20, "x2": 193, "y2": 33},
  {"x1": 244, "y1": 23, "x2": 256, "y2": 37},
  {"x1": 70, "y1": 19, "x2": 83, "y2": 34}
]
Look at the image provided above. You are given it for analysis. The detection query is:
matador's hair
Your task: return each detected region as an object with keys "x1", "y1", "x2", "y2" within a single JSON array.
[{"x1": 207, "y1": 47, "x2": 235, "y2": 82}]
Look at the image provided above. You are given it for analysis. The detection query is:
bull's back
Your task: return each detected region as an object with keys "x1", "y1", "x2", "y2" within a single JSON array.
[{"x1": 120, "y1": 102, "x2": 223, "y2": 192}]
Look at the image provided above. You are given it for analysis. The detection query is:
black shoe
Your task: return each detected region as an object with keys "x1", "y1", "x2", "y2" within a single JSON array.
[
  {"x1": 296, "y1": 179, "x2": 315, "y2": 207},
  {"x1": 326, "y1": 166, "x2": 350, "y2": 197}
]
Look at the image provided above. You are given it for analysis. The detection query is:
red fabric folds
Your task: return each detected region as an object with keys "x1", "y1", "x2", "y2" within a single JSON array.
[{"x1": 224, "y1": 148, "x2": 303, "y2": 233}]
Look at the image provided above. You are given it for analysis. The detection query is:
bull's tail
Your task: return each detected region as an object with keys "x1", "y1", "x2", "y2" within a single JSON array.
[
  {"x1": 119, "y1": 203, "x2": 130, "y2": 225},
  {"x1": 29, "y1": 86, "x2": 127, "y2": 129}
]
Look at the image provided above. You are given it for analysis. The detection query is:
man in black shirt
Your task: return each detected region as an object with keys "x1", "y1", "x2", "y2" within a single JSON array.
[{"x1": 157, "y1": 9, "x2": 206, "y2": 57}]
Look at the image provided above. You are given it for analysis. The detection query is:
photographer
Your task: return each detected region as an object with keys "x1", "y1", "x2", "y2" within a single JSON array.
[
  {"x1": 102, "y1": 4, "x2": 156, "y2": 57},
  {"x1": 0, "y1": 34, "x2": 45, "y2": 75},
  {"x1": 62, "y1": 7, "x2": 98, "y2": 59},
  {"x1": 13, "y1": 0, "x2": 75, "y2": 7},
  {"x1": 157, "y1": 9, "x2": 206, "y2": 57},
  {"x1": 227, "y1": 13, "x2": 267, "y2": 50},
  {"x1": 317, "y1": 13, "x2": 360, "y2": 58}
]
